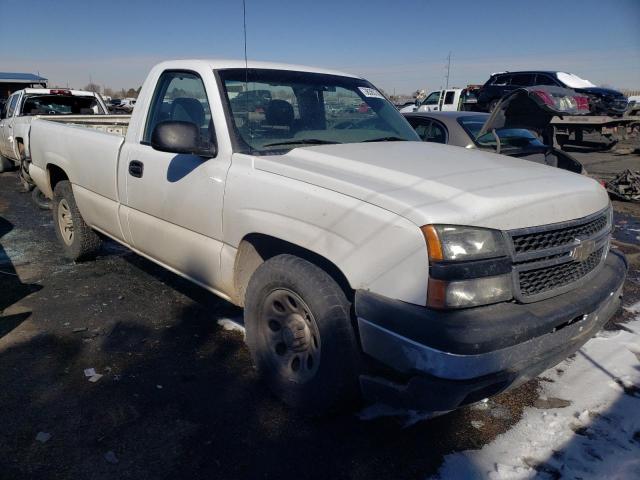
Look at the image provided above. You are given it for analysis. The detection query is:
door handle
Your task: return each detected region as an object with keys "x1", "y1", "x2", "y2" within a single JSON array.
[{"x1": 129, "y1": 160, "x2": 144, "y2": 178}]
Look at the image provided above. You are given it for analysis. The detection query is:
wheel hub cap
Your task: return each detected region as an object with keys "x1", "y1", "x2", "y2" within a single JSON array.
[{"x1": 260, "y1": 289, "x2": 321, "y2": 383}]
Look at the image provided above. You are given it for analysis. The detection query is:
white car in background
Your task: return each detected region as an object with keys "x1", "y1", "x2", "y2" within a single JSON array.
[{"x1": 118, "y1": 98, "x2": 137, "y2": 112}]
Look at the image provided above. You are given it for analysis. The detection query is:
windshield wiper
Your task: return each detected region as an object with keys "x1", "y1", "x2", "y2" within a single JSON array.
[
  {"x1": 362, "y1": 136, "x2": 407, "y2": 142},
  {"x1": 262, "y1": 139, "x2": 341, "y2": 147}
]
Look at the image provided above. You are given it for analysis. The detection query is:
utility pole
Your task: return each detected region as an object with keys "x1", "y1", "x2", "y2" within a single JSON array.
[{"x1": 445, "y1": 52, "x2": 452, "y2": 89}]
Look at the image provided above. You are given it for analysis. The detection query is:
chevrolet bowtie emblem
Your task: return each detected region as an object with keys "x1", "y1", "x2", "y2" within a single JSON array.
[{"x1": 571, "y1": 238, "x2": 596, "y2": 262}]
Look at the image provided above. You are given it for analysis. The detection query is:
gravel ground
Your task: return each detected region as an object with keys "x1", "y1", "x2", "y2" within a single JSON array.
[{"x1": 0, "y1": 140, "x2": 639, "y2": 480}]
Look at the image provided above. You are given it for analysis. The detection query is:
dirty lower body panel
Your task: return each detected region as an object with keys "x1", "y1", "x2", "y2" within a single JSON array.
[{"x1": 356, "y1": 250, "x2": 627, "y2": 411}]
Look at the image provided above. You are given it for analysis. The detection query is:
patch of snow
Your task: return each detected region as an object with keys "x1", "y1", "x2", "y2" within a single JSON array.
[
  {"x1": 430, "y1": 316, "x2": 640, "y2": 480},
  {"x1": 217, "y1": 317, "x2": 246, "y2": 338},
  {"x1": 556, "y1": 72, "x2": 597, "y2": 89}
]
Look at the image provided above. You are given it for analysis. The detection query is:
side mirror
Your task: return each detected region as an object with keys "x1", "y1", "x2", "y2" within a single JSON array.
[
  {"x1": 414, "y1": 99, "x2": 420, "y2": 106},
  {"x1": 151, "y1": 121, "x2": 216, "y2": 158}
]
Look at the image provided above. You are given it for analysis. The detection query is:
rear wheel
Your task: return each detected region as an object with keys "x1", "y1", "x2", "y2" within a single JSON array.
[
  {"x1": 32, "y1": 186, "x2": 51, "y2": 210},
  {"x1": 244, "y1": 254, "x2": 360, "y2": 415},
  {"x1": 52, "y1": 180, "x2": 101, "y2": 261}
]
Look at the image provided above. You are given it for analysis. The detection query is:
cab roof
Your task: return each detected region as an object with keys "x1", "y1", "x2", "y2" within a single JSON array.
[{"x1": 153, "y1": 59, "x2": 360, "y2": 79}]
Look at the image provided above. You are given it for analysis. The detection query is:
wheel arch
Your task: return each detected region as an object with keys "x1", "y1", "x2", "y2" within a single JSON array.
[
  {"x1": 233, "y1": 232, "x2": 353, "y2": 307},
  {"x1": 47, "y1": 164, "x2": 70, "y2": 194}
]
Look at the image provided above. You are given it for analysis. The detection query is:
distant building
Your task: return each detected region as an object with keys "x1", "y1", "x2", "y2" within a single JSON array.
[{"x1": 0, "y1": 72, "x2": 48, "y2": 99}]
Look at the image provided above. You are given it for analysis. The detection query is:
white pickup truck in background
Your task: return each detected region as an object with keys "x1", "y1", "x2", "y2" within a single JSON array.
[
  {"x1": 27, "y1": 59, "x2": 626, "y2": 414},
  {"x1": 399, "y1": 87, "x2": 478, "y2": 113},
  {"x1": 0, "y1": 88, "x2": 109, "y2": 171}
]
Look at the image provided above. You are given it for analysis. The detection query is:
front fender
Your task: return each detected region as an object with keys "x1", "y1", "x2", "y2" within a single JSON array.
[{"x1": 224, "y1": 161, "x2": 429, "y2": 306}]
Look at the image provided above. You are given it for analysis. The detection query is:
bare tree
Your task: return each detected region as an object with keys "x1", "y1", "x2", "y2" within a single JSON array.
[{"x1": 83, "y1": 83, "x2": 100, "y2": 93}]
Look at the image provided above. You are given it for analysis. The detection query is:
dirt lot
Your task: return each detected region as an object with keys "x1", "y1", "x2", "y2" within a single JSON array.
[{"x1": 1, "y1": 141, "x2": 639, "y2": 480}]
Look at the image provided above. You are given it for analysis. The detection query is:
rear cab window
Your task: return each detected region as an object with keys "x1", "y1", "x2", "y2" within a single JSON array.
[{"x1": 20, "y1": 94, "x2": 105, "y2": 115}]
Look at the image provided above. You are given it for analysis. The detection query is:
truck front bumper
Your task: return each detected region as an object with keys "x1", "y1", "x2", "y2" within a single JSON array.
[{"x1": 355, "y1": 250, "x2": 627, "y2": 411}]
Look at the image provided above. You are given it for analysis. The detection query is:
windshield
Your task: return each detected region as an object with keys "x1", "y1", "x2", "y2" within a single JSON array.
[
  {"x1": 21, "y1": 94, "x2": 104, "y2": 115},
  {"x1": 457, "y1": 115, "x2": 545, "y2": 150},
  {"x1": 218, "y1": 68, "x2": 419, "y2": 154}
]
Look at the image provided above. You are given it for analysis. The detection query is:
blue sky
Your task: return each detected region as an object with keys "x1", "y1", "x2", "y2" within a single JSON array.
[{"x1": 1, "y1": 0, "x2": 638, "y2": 93}]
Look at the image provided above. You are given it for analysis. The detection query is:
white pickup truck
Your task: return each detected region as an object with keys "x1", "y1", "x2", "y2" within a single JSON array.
[
  {"x1": 0, "y1": 88, "x2": 109, "y2": 173},
  {"x1": 28, "y1": 59, "x2": 626, "y2": 414},
  {"x1": 399, "y1": 87, "x2": 478, "y2": 114}
]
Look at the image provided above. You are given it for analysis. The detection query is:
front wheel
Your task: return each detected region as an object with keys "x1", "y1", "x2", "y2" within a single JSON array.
[
  {"x1": 52, "y1": 180, "x2": 101, "y2": 261},
  {"x1": 244, "y1": 254, "x2": 361, "y2": 415}
]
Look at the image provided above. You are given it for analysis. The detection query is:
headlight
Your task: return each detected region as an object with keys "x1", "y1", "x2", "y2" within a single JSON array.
[
  {"x1": 421, "y1": 224, "x2": 512, "y2": 309},
  {"x1": 421, "y1": 225, "x2": 507, "y2": 261}
]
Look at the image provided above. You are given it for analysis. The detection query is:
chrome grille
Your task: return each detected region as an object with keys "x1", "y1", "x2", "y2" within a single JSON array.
[
  {"x1": 508, "y1": 207, "x2": 611, "y2": 302},
  {"x1": 511, "y1": 214, "x2": 607, "y2": 254}
]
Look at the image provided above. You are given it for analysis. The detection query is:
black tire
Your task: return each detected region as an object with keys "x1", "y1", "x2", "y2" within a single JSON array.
[
  {"x1": 32, "y1": 187, "x2": 51, "y2": 210},
  {"x1": 245, "y1": 254, "x2": 360, "y2": 415},
  {"x1": 52, "y1": 180, "x2": 101, "y2": 261}
]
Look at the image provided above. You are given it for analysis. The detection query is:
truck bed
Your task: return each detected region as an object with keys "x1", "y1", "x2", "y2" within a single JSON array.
[
  {"x1": 42, "y1": 114, "x2": 130, "y2": 136},
  {"x1": 29, "y1": 117, "x2": 127, "y2": 206}
]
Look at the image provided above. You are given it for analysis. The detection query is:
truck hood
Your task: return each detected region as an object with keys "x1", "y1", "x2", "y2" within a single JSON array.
[{"x1": 253, "y1": 142, "x2": 609, "y2": 231}]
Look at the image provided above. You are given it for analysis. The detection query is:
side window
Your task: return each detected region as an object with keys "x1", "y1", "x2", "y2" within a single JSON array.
[
  {"x1": 7, "y1": 95, "x2": 19, "y2": 117},
  {"x1": 444, "y1": 91, "x2": 455, "y2": 105},
  {"x1": 534, "y1": 74, "x2": 557, "y2": 86},
  {"x1": 510, "y1": 74, "x2": 535, "y2": 86},
  {"x1": 143, "y1": 71, "x2": 213, "y2": 145},
  {"x1": 491, "y1": 74, "x2": 509, "y2": 86},
  {"x1": 424, "y1": 121, "x2": 447, "y2": 144},
  {"x1": 422, "y1": 91, "x2": 441, "y2": 106},
  {"x1": 409, "y1": 119, "x2": 431, "y2": 141},
  {"x1": 409, "y1": 118, "x2": 447, "y2": 144}
]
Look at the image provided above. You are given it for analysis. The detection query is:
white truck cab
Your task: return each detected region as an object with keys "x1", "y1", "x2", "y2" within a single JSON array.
[
  {"x1": 400, "y1": 87, "x2": 479, "y2": 113},
  {"x1": 27, "y1": 59, "x2": 626, "y2": 414}
]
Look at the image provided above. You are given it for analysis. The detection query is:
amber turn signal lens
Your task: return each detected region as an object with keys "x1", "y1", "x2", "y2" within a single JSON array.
[
  {"x1": 420, "y1": 225, "x2": 443, "y2": 261},
  {"x1": 426, "y1": 278, "x2": 447, "y2": 309}
]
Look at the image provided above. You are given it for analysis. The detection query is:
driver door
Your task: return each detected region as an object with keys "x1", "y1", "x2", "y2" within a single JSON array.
[
  {"x1": 417, "y1": 91, "x2": 442, "y2": 112},
  {"x1": 119, "y1": 70, "x2": 231, "y2": 291}
]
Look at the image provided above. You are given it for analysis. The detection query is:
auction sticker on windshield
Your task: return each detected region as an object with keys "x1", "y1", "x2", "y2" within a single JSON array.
[{"x1": 358, "y1": 87, "x2": 384, "y2": 99}]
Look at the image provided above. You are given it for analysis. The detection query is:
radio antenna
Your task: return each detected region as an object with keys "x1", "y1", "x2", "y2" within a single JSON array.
[
  {"x1": 242, "y1": 0, "x2": 253, "y2": 152},
  {"x1": 243, "y1": 0, "x2": 248, "y2": 71}
]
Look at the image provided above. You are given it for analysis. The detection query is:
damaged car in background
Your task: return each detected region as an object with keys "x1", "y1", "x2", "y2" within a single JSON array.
[
  {"x1": 405, "y1": 86, "x2": 589, "y2": 174},
  {"x1": 476, "y1": 71, "x2": 628, "y2": 117}
]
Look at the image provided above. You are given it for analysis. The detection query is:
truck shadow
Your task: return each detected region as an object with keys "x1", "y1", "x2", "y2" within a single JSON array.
[
  {"x1": 0, "y1": 245, "x2": 541, "y2": 480},
  {"x1": 0, "y1": 215, "x2": 41, "y2": 339}
]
